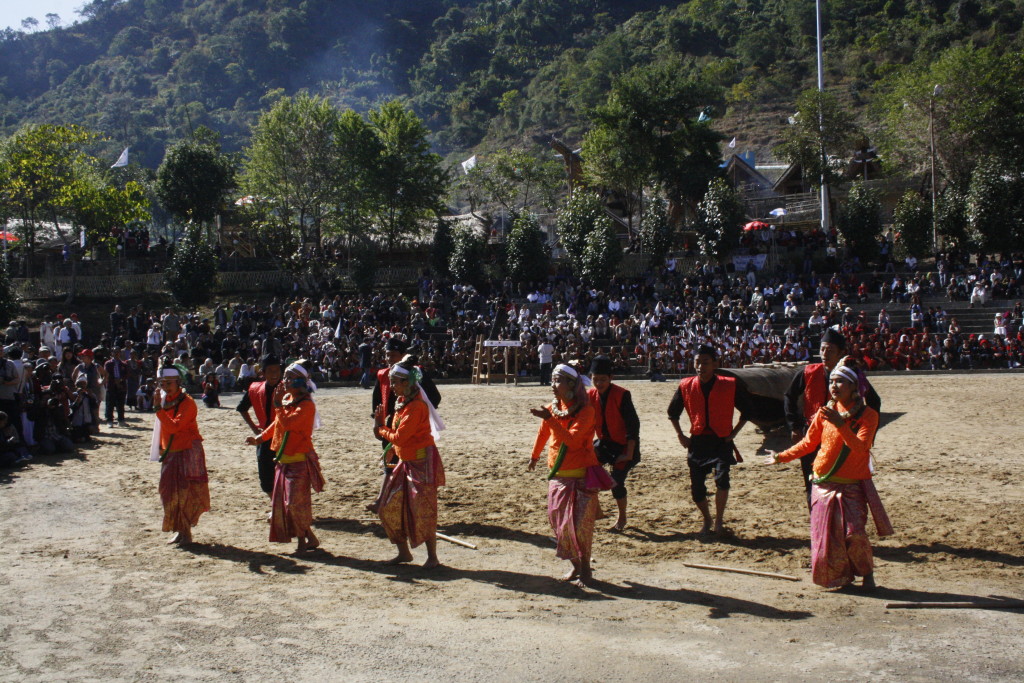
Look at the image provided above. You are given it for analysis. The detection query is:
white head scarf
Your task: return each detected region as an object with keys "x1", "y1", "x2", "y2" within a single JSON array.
[
  {"x1": 553, "y1": 363, "x2": 593, "y2": 387},
  {"x1": 390, "y1": 363, "x2": 445, "y2": 440},
  {"x1": 149, "y1": 370, "x2": 182, "y2": 461},
  {"x1": 829, "y1": 365, "x2": 859, "y2": 385},
  {"x1": 285, "y1": 361, "x2": 322, "y2": 429}
]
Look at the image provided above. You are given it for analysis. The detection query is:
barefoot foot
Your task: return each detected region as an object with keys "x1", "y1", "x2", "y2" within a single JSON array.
[
  {"x1": 560, "y1": 567, "x2": 580, "y2": 582},
  {"x1": 386, "y1": 553, "x2": 414, "y2": 565},
  {"x1": 422, "y1": 557, "x2": 440, "y2": 569}
]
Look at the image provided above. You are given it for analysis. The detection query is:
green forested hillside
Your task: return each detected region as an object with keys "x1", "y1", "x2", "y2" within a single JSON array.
[{"x1": 1, "y1": 0, "x2": 1022, "y2": 166}]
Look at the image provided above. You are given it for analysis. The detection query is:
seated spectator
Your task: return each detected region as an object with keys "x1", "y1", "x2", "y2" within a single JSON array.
[
  {"x1": 201, "y1": 373, "x2": 220, "y2": 408},
  {"x1": 135, "y1": 378, "x2": 154, "y2": 411},
  {"x1": 0, "y1": 410, "x2": 30, "y2": 466}
]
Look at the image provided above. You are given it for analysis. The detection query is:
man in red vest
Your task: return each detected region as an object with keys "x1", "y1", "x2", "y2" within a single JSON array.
[
  {"x1": 236, "y1": 355, "x2": 283, "y2": 495},
  {"x1": 588, "y1": 355, "x2": 640, "y2": 531},
  {"x1": 668, "y1": 345, "x2": 751, "y2": 536},
  {"x1": 784, "y1": 328, "x2": 881, "y2": 503}
]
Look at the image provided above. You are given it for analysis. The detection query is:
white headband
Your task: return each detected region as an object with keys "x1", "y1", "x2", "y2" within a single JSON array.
[
  {"x1": 830, "y1": 365, "x2": 858, "y2": 385},
  {"x1": 553, "y1": 364, "x2": 578, "y2": 380},
  {"x1": 553, "y1": 363, "x2": 592, "y2": 387},
  {"x1": 159, "y1": 368, "x2": 180, "y2": 378},
  {"x1": 285, "y1": 362, "x2": 308, "y2": 378},
  {"x1": 389, "y1": 365, "x2": 410, "y2": 377}
]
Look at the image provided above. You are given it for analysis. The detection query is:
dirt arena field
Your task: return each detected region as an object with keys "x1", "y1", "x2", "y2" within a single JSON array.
[{"x1": 1, "y1": 374, "x2": 1022, "y2": 681}]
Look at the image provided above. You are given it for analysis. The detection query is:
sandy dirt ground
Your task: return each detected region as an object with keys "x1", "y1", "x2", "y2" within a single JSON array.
[{"x1": 1, "y1": 374, "x2": 1022, "y2": 682}]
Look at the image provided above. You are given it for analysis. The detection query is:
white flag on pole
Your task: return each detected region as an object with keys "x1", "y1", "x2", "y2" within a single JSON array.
[
  {"x1": 111, "y1": 147, "x2": 129, "y2": 168},
  {"x1": 461, "y1": 155, "x2": 477, "y2": 174},
  {"x1": 728, "y1": 137, "x2": 737, "y2": 149},
  {"x1": 334, "y1": 318, "x2": 342, "y2": 340},
  {"x1": 79, "y1": 228, "x2": 86, "y2": 248}
]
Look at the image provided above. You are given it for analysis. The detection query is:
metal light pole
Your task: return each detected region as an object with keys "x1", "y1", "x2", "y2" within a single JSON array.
[
  {"x1": 815, "y1": 0, "x2": 830, "y2": 234},
  {"x1": 929, "y1": 84, "x2": 943, "y2": 254}
]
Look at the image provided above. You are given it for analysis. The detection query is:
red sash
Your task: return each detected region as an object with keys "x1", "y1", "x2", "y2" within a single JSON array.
[
  {"x1": 802, "y1": 363, "x2": 828, "y2": 420},
  {"x1": 247, "y1": 381, "x2": 276, "y2": 429}
]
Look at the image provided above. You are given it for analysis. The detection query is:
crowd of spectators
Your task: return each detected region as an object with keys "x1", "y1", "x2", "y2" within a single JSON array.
[{"x1": 0, "y1": 249, "x2": 1021, "y2": 469}]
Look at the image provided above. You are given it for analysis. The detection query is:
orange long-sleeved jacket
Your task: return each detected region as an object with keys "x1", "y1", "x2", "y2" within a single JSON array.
[
  {"x1": 531, "y1": 403, "x2": 599, "y2": 473},
  {"x1": 259, "y1": 396, "x2": 316, "y2": 462},
  {"x1": 778, "y1": 403, "x2": 879, "y2": 480},
  {"x1": 156, "y1": 393, "x2": 202, "y2": 451},
  {"x1": 377, "y1": 398, "x2": 435, "y2": 461}
]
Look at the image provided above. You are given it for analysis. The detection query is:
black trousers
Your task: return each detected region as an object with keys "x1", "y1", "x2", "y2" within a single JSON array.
[
  {"x1": 596, "y1": 441, "x2": 640, "y2": 500},
  {"x1": 539, "y1": 362, "x2": 552, "y2": 384},
  {"x1": 687, "y1": 435, "x2": 734, "y2": 503},
  {"x1": 256, "y1": 441, "x2": 275, "y2": 494},
  {"x1": 105, "y1": 389, "x2": 126, "y2": 422}
]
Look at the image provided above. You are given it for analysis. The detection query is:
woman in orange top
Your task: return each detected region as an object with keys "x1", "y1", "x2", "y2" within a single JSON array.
[
  {"x1": 529, "y1": 364, "x2": 609, "y2": 586},
  {"x1": 764, "y1": 358, "x2": 893, "y2": 590},
  {"x1": 246, "y1": 363, "x2": 325, "y2": 553},
  {"x1": 152, "y1": 366, "x2": 209, "y2": 546},
  {"x1": 373, "y1": 356, "x2": 445, "y2": 568}
]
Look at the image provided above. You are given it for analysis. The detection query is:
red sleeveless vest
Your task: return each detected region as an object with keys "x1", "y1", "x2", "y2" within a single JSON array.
[
  {"x1": 681, "y1": 375, "x2": 736, "y2": 438},
  {"x1": 802, "y1": 363, "x2": 829, "y2": 420},
  {"x1": 598, "y1": 384, "x2": 629, "y2": 444}
]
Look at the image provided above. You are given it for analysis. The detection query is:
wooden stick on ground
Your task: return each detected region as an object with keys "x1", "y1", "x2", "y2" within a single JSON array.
[
  {"x1": 885, "y1": 601, "x2": 1024, "y2": 610},
  {"x1": 683, "y1": 562, "x2": 800, "y2": 582},
  {"x1": 436, "y1": 532, "x2": 478, "y2": 550}
]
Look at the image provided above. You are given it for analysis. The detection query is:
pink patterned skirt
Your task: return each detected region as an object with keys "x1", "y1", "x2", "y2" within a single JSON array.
[
  {"x1": 159, "y1": 442, "x2": 210, "y2": 533},
  {"x1": 810, "y1": 480, "x2": 893, "y2": 588},
  {"x1": 548, "y1": 477, "x2": 600, "y2": 562},
  {"x1": 377, "y1": 446, "x2": 445, "y2": 548},
  {"x1": 269, "y1": 452, "x2": 326, "y2": 543}
]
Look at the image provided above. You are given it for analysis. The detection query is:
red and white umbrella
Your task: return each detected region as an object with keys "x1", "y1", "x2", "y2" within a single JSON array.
[
  {"x1": 743, "y1": 221, "x2": 769, "y2": 231},
  {"x1": 0, "y1": 231, "x2": 20, "y2": 242}
]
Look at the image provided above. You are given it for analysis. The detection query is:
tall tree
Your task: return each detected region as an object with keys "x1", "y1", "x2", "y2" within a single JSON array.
[
  {"x1": 367, "y1": 100, "x2": 448, "y2": 253},
  {"x1": 935, "y1": 189, "x2": 969, "y2": 250},
  {"x1": 1, "y1": 124, "x2": 96, "y2": 276},
  {"x1": 555, "y1": 191, "x2": 612, "y2": 272},
  {"x1": 836, "y1": 181, "x2": 883, "y2": 263},
  {"x1": 504, "y1": 212, "x2": 549, "y2": 285},
  {"x1": 582, "y1": 117, "x2": 652, "y2": 233},
  {"x1": 430, "y1": 218, "x2": 455, "y2": 280},
  {"x1": 694, "y1": 178, "x2": 743, "y2": 262},
  {"x1": 334, "y1": 109, "x2": 384, "y2": 243},
  {"x1": 777, "y1": 89, "x2": 859, "y2": 190},
  {"x1": 1, "y1": 124, "x2": 151, "y2": 301},
  {"x1": 580, "y1": 218, "x2": 622, "y2": 288},
  {"x1": 878, "y1": 45, "x2": 1024, "y2": 191},
  {"x1": 590, "y1": 59, "x2": 724, "y2": 214},
  {"x1": 638, "y1": 198, "x2": 674, "y2": 263},
  {"x1": 458, "y1": 148, "x2": 562, "y2": 225},
  {"x1": 242, "y1": 95, "x2": 345, "y2": 250},
  {"x1": 891, "y1": 190, "x2": 932, "y2": 261},
  {"x1": 156, "y1": 126, "x2": 235, "y2": 225},
  {"x1": 966, "y1": 157, "x2": 1024, "y2": 254},
  {"x1": 166, "y1": 224, "x2": 218, "y2": 306},
  {"x1": 448, "y1": 225, "x2": 486, "y2": 287}
]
